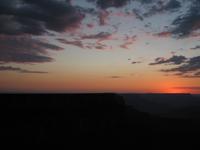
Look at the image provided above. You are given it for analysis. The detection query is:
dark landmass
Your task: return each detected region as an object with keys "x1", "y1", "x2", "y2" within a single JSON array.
[
  {"x1": 1, "y1": 93, "x2": 200, "y2": 146},
  {"x1": 122, "y1": 93, "x2": 200, "y2": 118}
]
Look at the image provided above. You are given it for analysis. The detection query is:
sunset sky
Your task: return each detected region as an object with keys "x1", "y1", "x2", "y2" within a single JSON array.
[{"x1": 0, "y1": 0, "x2": 199, "y2": 93}]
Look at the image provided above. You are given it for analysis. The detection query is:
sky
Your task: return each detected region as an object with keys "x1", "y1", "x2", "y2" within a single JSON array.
[{"x1": 0, "y1": 0, "x2": 199, "y2": 93}]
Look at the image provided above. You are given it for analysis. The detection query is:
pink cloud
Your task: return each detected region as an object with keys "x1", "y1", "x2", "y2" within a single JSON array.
[
  {"x1": 154, "y1": 32, "x2": 172, "y2": 38},
  {"x1": 120, "y1": 35, "x2": 136, "y2": 49}
]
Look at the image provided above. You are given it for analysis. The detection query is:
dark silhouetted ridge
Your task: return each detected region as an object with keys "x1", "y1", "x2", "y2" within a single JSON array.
[
  {"x1": 0, "y1": 93, "x2": 151, "y2": 144},
  {"x1": 1, "y1": 93, "x2": 200, "y2": 146}
]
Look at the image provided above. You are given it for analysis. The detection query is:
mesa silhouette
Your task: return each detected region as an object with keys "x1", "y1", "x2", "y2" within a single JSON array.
[{"x1": 1, "y1": 93, "x2": 200, "y2": 145}]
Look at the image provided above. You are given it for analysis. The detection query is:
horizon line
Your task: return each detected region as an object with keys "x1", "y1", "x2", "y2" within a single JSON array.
[{"x1": 0, "y1": 92, "x2": 199, "y2": 95}]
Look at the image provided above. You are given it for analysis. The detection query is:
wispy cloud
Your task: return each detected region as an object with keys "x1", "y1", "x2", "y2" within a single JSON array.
[
  {"x1": 58, "y1": 39, "x2": 84, "y2": 48},
  {"x1": 150, "y1": 55, "x2": 200, "y2": 78},
  {"x1": 108, "y1": 76, "x2": 123, "y2": 79},
  {"x1": 81, "y1": 32, "x2": 113, "y2": 42},
  {"x1": 0, "y1": 66, "x2": 47, "y2": 74},
  {"x1": 191, "y1": 45, "x2": 200, "y2": 50},
  {"x1": 120, "y1": 35, "x2": 136, "y2": 49},
  {"x1": 131, "y1": 61, "x2": 141, "y2": 64},
  {"x1": 149, "y1": 55, "x2": 187, "y2": 65},
  {"x1": 154, "y1": 32, "x2": 172, "y2": 38}
]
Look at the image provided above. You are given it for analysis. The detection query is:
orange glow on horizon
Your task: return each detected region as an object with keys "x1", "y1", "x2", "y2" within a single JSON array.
[
  {"x1": 0, "y1": 71, "x2": 199, "y2": 94},
  {"x1": 163, "y1": 88, "x2": 188, "y2": 94},
  {"x1": 156, "y1": 81, "x2": 193, "y2": 94}
]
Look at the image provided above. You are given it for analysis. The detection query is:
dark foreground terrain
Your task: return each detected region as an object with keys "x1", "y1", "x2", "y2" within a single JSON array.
[{"x1": 1, "y1": 93, "x2": 200, "y2": 146}]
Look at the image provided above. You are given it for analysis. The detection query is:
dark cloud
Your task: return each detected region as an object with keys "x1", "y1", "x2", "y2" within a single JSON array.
[
  {"x1": 160, "y1": 56, "x2": 200, "y2": 78},
  {"x1": 0, "y1": 15, "x2": 46, "y2": 35},
  {"x1": 172, "y1": 1, "x2": 200, "y2": 38},
  {"x1": 191, "y1": 45, "x2": 200, "y2": 50},
  {"x1": 164, "y1": 0, "x2": 181, "y2": 10},
  {"x1": 149, "y1": 55, "x2": 187, "y2": 65},
  {"x1": 165, "y1": 56, "x2": 200, "y2": 72},
  {"x1": 139, "y1": 0, "x2": 153, "y2": 4},
  {"x1": 132, "y1": 9, "x2": 143, "y2": 21},
  {"x1": 156, "y1": 0, "x2": 181, "y2": 12},
  {"x1": 143, "y1": 0, "x2": 181, "y2": 17},
  {"x1": 0, "y1": 66, "x2": 47, "y2": 74},
  {"x1": 0, "y1": 0, "x2": 84, "y2": 35},
  {"x1": 0, "y1": 35, "x2": 63, "y2": 63},
  {"x1": 94, "y1": 0, "x2": 130, "y2": 9}
]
